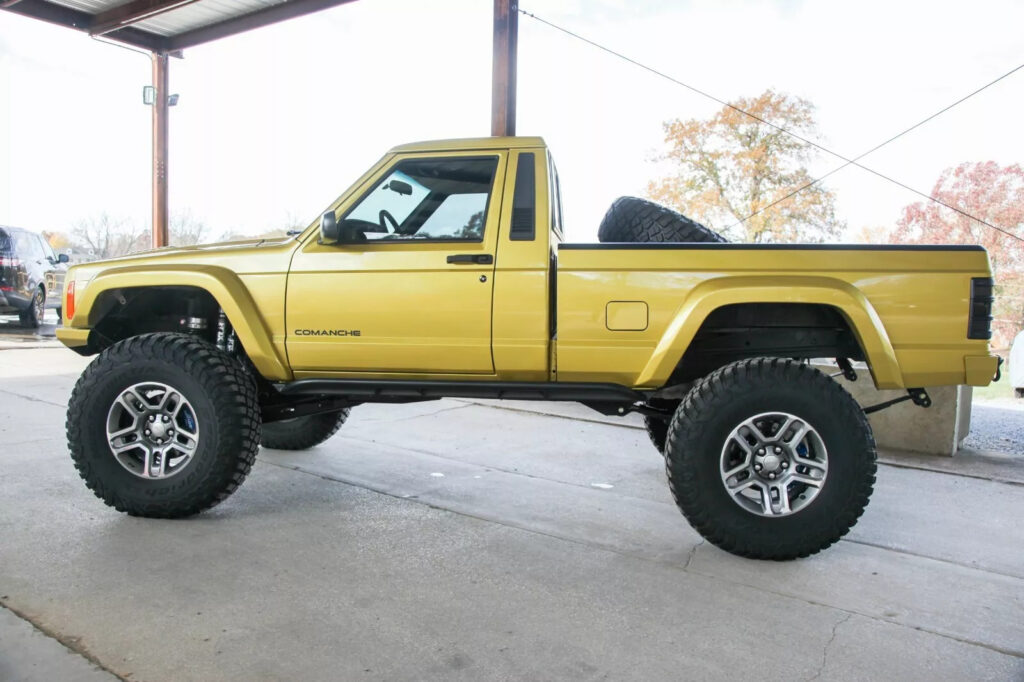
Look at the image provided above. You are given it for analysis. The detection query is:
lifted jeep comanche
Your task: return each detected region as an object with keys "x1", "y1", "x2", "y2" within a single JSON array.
[{"x1": 57, "y1": 136, "x2": 1000, "y2": 560}]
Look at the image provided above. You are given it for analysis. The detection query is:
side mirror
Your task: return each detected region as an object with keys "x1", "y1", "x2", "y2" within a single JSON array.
[
  {"x1": 320, "y1": 211, "x2": 339, "y2": 243},
  {"x1": 58, "y1": 253, "x2": 70, "y2": 264}
]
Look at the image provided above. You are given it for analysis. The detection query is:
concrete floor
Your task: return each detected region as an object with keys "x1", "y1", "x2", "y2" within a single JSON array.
[{"x1": 1, "y1": 344, "x2": 1022, "y2": 681}]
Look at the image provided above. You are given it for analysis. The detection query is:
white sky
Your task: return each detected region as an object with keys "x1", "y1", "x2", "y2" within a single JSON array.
[{"x1": 1, "y1": 0, "x2": 1022, "y2": 243}]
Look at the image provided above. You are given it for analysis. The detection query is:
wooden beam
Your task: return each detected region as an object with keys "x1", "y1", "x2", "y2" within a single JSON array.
[
  {"x1": 90, "y1": 0, "x2": 200, "y2": 36},
  {"x1": 491, "y1": 0, "x2": 518, "y2": 137},
  {"x1": 151, "y1": 52, "x2": 170, "y2": 249}
]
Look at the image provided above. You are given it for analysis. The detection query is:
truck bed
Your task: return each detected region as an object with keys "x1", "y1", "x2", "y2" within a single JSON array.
[{"x1": 555, "y1": 243, "x2": 996, "y2": 390}]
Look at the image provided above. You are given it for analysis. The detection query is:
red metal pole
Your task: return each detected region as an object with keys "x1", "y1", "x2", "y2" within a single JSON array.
[
  {"x1": 491, "y1": 0, "x2": 518, "y2": 137},
  {"x1": 151, "y1": 51, "x2": 169, "y2": 248}
]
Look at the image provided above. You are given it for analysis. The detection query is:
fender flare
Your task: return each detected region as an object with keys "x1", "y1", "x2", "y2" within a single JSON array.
[
  {"x1": 72, "y1": 264, "x2": 291, "y2": 381},
  {"x1": 635, "y1": 275, "x2": 903, "y2": 389}
]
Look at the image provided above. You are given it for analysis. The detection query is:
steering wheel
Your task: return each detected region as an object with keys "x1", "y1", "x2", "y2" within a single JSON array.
[{"x1": 379, "y1": 209, "x2": 399, "y2": 234}]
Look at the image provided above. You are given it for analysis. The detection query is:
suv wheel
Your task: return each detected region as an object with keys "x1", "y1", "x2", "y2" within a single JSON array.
[
  {"x1": 19, "y1": 287, "x2": 44, "y2": 329},
  {"x1": 664, "y1": 358, "x2": 876, "y2": 560},
  {"x1": 66, "y1": 332, "x2": 261, "y2": 517}
]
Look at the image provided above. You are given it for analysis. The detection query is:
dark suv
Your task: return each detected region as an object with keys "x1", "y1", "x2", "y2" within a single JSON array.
[{"x1": 0, "y1": 226, "x2": 68, "y2": 328}]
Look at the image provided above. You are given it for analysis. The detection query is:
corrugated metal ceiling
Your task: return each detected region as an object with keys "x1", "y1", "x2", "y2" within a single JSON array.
[{"x1": 3, "y1": 0, "x2": 358, "y2": 50}]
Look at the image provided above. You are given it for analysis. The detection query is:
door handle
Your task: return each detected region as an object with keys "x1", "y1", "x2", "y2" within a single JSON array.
[{"x1": 447, "y1": 254, "x2": 493, "y2": 264}]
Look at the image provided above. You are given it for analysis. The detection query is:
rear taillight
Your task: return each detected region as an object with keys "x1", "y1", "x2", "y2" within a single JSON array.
[
  {"x1": 968, "y1": 277, "x2": 994, "y2": 340},
  {"x1": 0, "y1": 256, "x2": 20, "y2": 267},
  {"x1": 66, "y1": 281, "x2": 75, "y2": 321}
]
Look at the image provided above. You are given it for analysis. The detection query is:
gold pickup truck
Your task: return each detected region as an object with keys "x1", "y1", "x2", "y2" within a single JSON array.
[{"x1": 57, "y1": 136, "x2": 999, "y2": 560}]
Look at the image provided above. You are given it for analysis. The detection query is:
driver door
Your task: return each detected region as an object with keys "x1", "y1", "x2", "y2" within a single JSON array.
[{"x1": 286, "y1": 152, "x2": 507, "y2": 376}]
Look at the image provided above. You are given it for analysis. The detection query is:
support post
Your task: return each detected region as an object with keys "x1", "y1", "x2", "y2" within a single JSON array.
[
  {"x1": 151, "y1": 51, "x2": 169, "y2": 248},
  {"x1": 491, "y1": 0, "x2": 517, "y2": 137}
]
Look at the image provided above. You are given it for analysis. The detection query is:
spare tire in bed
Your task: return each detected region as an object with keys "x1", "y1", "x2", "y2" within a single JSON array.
[{"x1": 597, "y1": 197, "x2": 727, "y2": 244}]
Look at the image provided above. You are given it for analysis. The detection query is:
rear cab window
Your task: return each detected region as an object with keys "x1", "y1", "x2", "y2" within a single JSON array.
[{"x1": 547, "y1": 153, "x2": 565, "y2": 242}]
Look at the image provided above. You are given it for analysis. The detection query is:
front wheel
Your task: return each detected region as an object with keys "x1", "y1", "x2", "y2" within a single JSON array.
[
  {"x1": 261, "y1": 410, "x2": 350, "y2": 450},
  {"x1": 664, "y1": 358, "x2": 876, "y2": 560},
  {"x1": 66, "y1": 333, "x2": 261, "y2": 517}
]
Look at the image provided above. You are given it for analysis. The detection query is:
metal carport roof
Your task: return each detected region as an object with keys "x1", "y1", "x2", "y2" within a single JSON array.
[{"x1": 1, "y1": 0, "x2": 359, "y2": 53}]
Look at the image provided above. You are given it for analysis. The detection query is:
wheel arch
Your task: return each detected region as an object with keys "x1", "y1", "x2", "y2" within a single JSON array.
[
  {"x1": 636, "y1": 276, "x2": 903, "y2": 389},
  {"x1": 71, "y1": 266, "x2": 290, "y2": 381}
]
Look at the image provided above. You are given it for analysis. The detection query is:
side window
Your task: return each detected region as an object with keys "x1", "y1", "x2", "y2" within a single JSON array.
[
  {"x1": 547, "y1": 154, "x2": 564, "y2": 241},
  {"x1": 341, "y1": 156, "x2": 498, "y2": 242},
  {"x1": 38, "y1": 236, "x2": 57, "y2": 262},
  {"x1": 14, "y1": 232, "x2": 42, "y2": 260}
]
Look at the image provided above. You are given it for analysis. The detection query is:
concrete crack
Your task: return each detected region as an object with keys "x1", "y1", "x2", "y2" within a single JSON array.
[
  {"x1": 0, "y1": 601, "x2": 127, "y2": 681},
  {"x1": 683, "y1": 539, "x2": 704, "y2": 571},
  {"x1": 0, "y1": 387, "x2": 65, "y2": 408},
  {"x1": 808, "y1": 612, "x2": 853, "y2": 681}
]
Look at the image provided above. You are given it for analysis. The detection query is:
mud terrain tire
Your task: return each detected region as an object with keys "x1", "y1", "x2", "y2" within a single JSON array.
[
  {"x1": 664, "y1": 358, "x2": 876, "y2": 560},
  {"x1": 261, "y1": 411, "x2": 350, "y2": 450},
  {"x1": 66, "y1": 332, "x2": 261, "y2": 517},
  {"x1": 597, "y1": 197, "x2": 726, "y2": 244}
]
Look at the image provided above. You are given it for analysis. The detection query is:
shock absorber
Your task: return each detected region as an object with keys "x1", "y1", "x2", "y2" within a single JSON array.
[
  {"x1": 215, "y1": 310, "x2": 236, "y2": 353},
  {"x1": 179, "y1": 297, "x2": 208, "y2": 336}
]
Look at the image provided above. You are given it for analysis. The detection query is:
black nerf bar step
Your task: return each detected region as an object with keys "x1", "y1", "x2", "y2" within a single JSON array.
[{"x1": 279, "y1": 379, "x2": 645, "y2": 405}]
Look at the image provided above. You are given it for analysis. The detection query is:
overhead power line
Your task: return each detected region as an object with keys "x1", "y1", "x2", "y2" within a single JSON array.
[
  {"x1": 732, "y1": 62, "x2": 1024, "y2": 233},
  {"x1": 519, "y1": 8, "x2": 1024, "y2": 243}
]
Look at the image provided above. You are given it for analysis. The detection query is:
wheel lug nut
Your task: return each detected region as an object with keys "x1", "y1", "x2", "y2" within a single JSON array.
[
  {"x1": 144, "y1": 429, "x2": 151, "y2": 435},
  {"x1": 162, "y1": 415, "x2": 169, "y2": 423},
  {"x1": 782, "y1": 461, "x2": 789, "y2": 468},
  {"x1": 148, "y1": 415, "x2": 155, "y2": 422},
  {"x1": 754, "y1": 463, "x2": 762, "y2": 471},
  {"x1": 768, "y1": 472, "x2": 776, "y2": 479},
  {"x1": 774, "y1": 446, "x2": 781, "y2": 454},
  {"x1": 757, "y1": 448, "x2": 765, "y2": 455}
]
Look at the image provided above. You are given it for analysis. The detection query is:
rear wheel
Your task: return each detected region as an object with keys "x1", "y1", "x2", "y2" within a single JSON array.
[
  {"x1": 66, "y1": 332, "x2": 261, "y2": 517},
  {"x1": 19, "y1": 286, "x2": 44, "y2": 329},
  {"x1": 261, "y1": 411, "x2": 350, "y2": 450},
  {"x1": 664, "y1": 358, "x2": 876, "y2": 560}
]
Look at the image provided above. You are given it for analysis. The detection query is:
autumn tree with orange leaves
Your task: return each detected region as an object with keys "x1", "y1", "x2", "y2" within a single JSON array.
[
  {"x1": 891, "y1": 161, "x2": 1024, "y2": 348},
  {"x1": 648, "y1": 90, "x2": 844, "y2": 243}
]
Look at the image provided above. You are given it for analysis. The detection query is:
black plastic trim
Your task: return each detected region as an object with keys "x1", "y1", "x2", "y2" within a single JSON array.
[
  {"x1": 968, "y1": 277, "x2": 994, "y2": 340},
  {"x1": 558, "y1": 243, "x2": 987, "y2": 252},
  {"x1": 510, "y1": 152, "x2": 536, "y2": 241}
]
